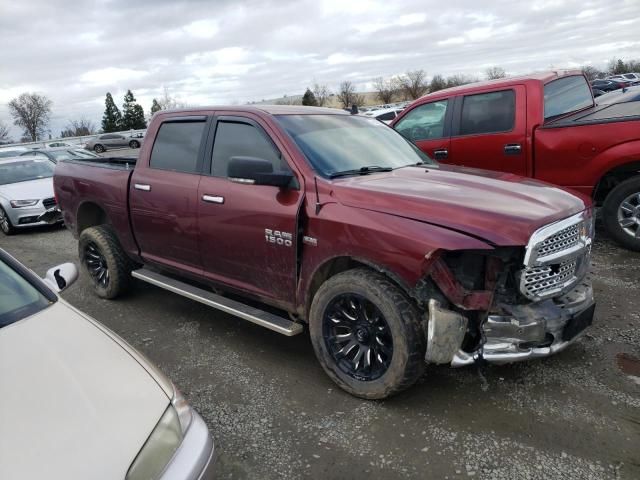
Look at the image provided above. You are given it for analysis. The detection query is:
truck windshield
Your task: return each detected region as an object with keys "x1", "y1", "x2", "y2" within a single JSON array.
[
  {"x1": 544, "y1": 75, "x2": 594, "y2": 121},
  {"x1": 0, "y1": 257, "x2": 51, "y2": 328},
  {"x1": 276, "y1": 114, "x2": 435, "y2": 178}
]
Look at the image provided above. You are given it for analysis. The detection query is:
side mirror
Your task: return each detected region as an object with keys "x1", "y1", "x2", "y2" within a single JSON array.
[
  {"x1": 43, "y1": 262, "x2": 78, "y2": 293},
  {"x1": 228, "y1": 156, "x2": 294, "y2": 188}
]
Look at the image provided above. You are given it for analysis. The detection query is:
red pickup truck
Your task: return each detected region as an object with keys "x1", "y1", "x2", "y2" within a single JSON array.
[
  {"x1": 391, "y1": 71, "x2": 640, "y2": 250},
  {"x1": 54, "y1": 106, "x2": 595, "y2": 399}
]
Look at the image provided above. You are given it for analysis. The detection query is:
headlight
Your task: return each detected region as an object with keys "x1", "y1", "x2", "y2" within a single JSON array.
[
  {"x1": 126, "y1": 384, "x2": 193, "y2": 480},
  {"x1": 10, "y1": 199, "x2": 39, "y2": 208}
]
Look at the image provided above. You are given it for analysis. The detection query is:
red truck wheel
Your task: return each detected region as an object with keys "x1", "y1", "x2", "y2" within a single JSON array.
[
  {"x1": 603, "y1": 177, "x2": 640, "y2": 251},
  {"x1": 309, "y1": 268, "x2": 425, "y2": 399},
  {"x1": 79, "y1": 225, "x2": 133, "y2": 299}
]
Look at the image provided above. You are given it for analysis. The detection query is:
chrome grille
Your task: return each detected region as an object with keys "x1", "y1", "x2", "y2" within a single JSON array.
[
  {"x1": 522, "y1": 259, "x2": 577, "y2": 298},
  {"x1": 521, "y1": 211, "x2": 593, "y2": 301},
  {"x1": 535, "y1": 223, "x2": 580, "y2": 260},
  {"x1": 42, "y1": 197, "x2": 56, "y2": 209}
]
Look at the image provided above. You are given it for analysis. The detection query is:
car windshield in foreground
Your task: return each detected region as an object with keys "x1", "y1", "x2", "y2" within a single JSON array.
[
  {"x1": 544, "y1": 75, "x2": 594, "y2": 121},
  {"x1": 276, "y1": 114, "x2": 435, "y2": 178},
  {"x1": 0, "y1": 258, "x2": 50, "y2": 328},
  {"x1": 0, "y1": 159, "x2": 54, "y2": 185}
]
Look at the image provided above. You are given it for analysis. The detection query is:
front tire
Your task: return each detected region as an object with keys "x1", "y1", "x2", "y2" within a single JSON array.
[
  {"x1": 129, "y1": 140, "x2": 140, "y2": 149},
  {"x1": 79, "y1": 225, "x2": 132, "y2": 299},
  {"x1": 309, "y1": 268, "x2": 425, "y2": 399},
  {"x1": 0, "y1": 206, "x2": 16, "y2": 235},
  {"x1": 602, "y1": 177, "x2": 640, "y2": 251},
  {"x1": 94, "y1": 144, "x2": 105, "y2": 153}
]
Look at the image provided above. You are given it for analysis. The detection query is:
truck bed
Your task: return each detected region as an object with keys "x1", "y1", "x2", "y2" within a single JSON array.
[
  {"x1": 545, "y1": 102, "x2": 640, "y2": 128},
  {"x1": 63, "y1": 156, "x2": 137, "y2": 170}
]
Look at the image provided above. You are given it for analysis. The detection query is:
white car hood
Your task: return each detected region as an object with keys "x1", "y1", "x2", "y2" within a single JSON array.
[{"x1": 0, "y1": 301, "x2": 170, "y2": 480}]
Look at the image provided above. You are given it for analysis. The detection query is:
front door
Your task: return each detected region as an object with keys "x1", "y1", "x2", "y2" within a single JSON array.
[
  {"x1": 197, "y1": 115, "x2": 302, "y2": 304},
  {"x1": 448, "y1": 86, "x2": 528, "y2": 176},
  {"x1": 129, "y1": 116, "x2": 208, "y2": 275},
  {"x1": 393, "y1": 98, "x2": 451, "y2": 161}
]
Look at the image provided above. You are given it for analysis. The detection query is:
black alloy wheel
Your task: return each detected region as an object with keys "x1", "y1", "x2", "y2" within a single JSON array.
[
  {"x1": 83, "y1": 241, "x2": 110, "y2": 288},
  {"x1": 323, "y1": 293, "x2": 393, "y2": 381}
]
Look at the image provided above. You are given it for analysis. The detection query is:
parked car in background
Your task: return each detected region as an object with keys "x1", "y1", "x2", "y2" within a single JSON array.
[
  {"x1": 591, "y1": 88, "x2": 606, "y2": 98},
  {"x1": 86, "y1": 133, "x2": 142, "y2": 153},
  {"x1": 0, "y1": 147, "x2": 29, "y2": 158},
  {"x1": 0, "y1": 157, "x2": 59, "y2": 235},
  {"x1": 392, "y1": 71, "x2": 640, "y2": 251},
  {"x1": 596, "y1": 85, "x2": 640, "y2": 105},
  {"x1": 20, "y1": 148, "x2": 99, "y2": 163},
  {"x1": 607, "y1": 73, "x2": 640, "y2": 85},
  {"x1": 591, "y1": 78, "x2": 631, "y2": 92},
  {"x1": 44, "y1": 141, "x2": 76, "y2": 149},
  {"x1": 0, "y1": 248, "x2": 215, "y2": 480},
  {"x1": 364, "y1": 107, "x2": 404, "y2": 124},
  {"x1": 53, "y1": 105, "x2": 595, "y2": 399}
]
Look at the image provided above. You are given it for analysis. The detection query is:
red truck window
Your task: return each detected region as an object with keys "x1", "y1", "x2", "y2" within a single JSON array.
[
  {"x1": 150, "y1": 121, "x2": 206, "y2": 174},
  {"x1": 211, "y1": 121, "x2": 283, "y2": 177},
  {"x1": 543, "y1": 75, "x2": 593, "y2": 121},
  {"x1": 460, "y1": 90, "x2": 515, "y2": 136},
  {"x1": 394, "y1": 100, "x2": 448, "y2": 142}
]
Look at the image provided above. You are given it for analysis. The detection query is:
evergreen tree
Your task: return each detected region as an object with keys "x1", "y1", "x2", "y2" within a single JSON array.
[
  {"x1": 121, "y1": 90, "x2": 147, "y2": 130},
  {"x1": 101, "y1": 92, "x2": 122, "y2": 133},
  {"x1": 150, "y1": 98, "x2": 162, "y2": 115},
  {"x1": 302, "y1": 88, "x2": 318, "y2": 106}
]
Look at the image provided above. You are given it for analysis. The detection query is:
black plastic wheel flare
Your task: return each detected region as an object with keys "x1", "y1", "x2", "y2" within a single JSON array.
[
  {"x1": 84, "y1": 242, "x2": 109, "y2": 287},
  {"x1": 322, "y1": 293, "x2": 393, "y2": 382}
]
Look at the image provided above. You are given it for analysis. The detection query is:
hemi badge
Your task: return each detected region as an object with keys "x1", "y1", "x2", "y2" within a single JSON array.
[{"x1": 303, "y1": 236, "x2": 318, "y2": 246}]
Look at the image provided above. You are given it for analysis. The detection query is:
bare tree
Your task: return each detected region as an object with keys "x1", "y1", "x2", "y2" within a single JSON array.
[
  {"x1": 398, "y1": 70, "x2": 429, "y2": 100},
  {"x1": 580, "y1": 65, "x2": 603, "y2": 82},
  {"x1": 61, "y1": 117, "x2": 97, "y2": 137},
  {"x1": 446, "y1": 74, "x2": 478, "y2": 88},
  {"x1": 8, "y1": 92, "x2": 52, "y2": 141},
  {"x1": 312, "y1": 82, "x2": 331, "y2": 107},
  {"x1": 0, "y1": 120, "x2": 11, "y2": 144},
  {"x1": 485, "y1": 66, "x2": 506, "y2": 80},
  {"x1": 373, "y1": 76, "x2": 399, "y2": 104},
  {"x1": 158, "y1": 86, "x2": 189, "y2": 110},
  {"x1": 429, "y1": 74, "x2": 447, "y2": 93},
  {"x1": 337, "y1": 81, "x2": 365, "y2": 108}
]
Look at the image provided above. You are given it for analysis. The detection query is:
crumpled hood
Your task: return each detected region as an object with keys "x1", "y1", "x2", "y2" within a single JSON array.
[
  {"x1": 331, "y1": 165, "x2": 590, "y2": 245},
  {"x1": 0, "y1": 301, "x2": 170, "y2": 479}
]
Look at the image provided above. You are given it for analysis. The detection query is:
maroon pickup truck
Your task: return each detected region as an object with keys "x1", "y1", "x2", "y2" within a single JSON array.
[
  {"x1": 391, "y1": 71, "x2": 640, "y2": 250},
  {"x1": 55, "y1": 106, "x2": 595, "y2": 399}
]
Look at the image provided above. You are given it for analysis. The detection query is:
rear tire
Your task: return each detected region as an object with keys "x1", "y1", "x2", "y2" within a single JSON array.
[
  {"x1": 602, "y1": 177, "x2": 640, "y2": 251},
  {"x1": 309, "y1": 268, "x2": 425, "y2": 399},
  {"x1": 0, "y1": 206, "x2": 16, "y2": 235},
  {"x1": 79, "y1": 225, "x2": 133, "y2": 299},
  {"x1": 129, "y1": 140, "x2": 140, "y2": 149},
  {"x1": 94, "y1": 144, "x2": 105, "y2": 153}
]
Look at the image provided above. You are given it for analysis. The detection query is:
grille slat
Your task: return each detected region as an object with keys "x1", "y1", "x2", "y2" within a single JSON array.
[{"x1": 535, "y1": 223, "x2": 580, "y2": 259}]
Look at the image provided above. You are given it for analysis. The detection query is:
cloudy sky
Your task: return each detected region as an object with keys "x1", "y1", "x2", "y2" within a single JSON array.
[{"x1": 1, "y1": 0, "x2": 638, "y2": 139}]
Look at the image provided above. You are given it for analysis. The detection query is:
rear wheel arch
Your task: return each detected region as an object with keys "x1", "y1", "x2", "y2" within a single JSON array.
[
  {"x1": 76, "y1": 201, "x2": 109, "y2": 235},
  {"x1": 594, "y1": 160, "x2": 640, "y2": 204}
]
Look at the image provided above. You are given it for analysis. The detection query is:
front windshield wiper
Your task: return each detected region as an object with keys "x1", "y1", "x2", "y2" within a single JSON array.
[{"x1": 329, "y1": 166, "x2": 393, "y2": 179}]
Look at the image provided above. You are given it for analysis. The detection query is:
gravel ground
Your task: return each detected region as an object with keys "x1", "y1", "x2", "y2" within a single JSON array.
[{"x1": 1, "y1": 174, "x2": 638, "y2": 479}]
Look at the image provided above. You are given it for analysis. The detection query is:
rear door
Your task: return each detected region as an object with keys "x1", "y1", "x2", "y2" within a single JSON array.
[
  {"x1": 197, "y1": 114, "x2": 302, "y2": 305},
  {"x1": 129, "y1": 116, "x2": 209, "y2": 275},
  {"x1": 393, "y1": 99, "x2": 452, "y2": 161},
  {"x1": 447, "y1": 86, "x2": 527, "y2": 176}
]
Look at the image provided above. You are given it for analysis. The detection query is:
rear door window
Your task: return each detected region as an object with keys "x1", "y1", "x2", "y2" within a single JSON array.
[
  {"x1": 211, "y1": 121, "x2": 284, "y2": 177},
  {"x1": 544, "y1": 76, "x2": 593, "y2": 120},
  {"x1": 149, "y1": 120, "x2": 206, "y2": 173},
  {"x1": 394, "y1": 100, "x2": 449, "y2": 141},
  {"x1": 459, "y1": 90, "x2": 515, "y2": 135}
]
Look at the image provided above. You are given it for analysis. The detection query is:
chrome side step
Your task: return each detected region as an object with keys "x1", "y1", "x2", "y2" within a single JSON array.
[{"x1": 132, "y1": 268, "x2": 303, "y2": 336}]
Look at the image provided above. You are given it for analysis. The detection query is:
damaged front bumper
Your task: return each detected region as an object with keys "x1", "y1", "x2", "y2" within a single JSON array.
[{"x1": 426, "y1": 279, "x2": 595, "y2": 367}]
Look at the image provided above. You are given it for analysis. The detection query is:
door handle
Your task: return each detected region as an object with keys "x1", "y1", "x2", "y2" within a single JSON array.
[
  {"x1": 202, "y1": 195, "x2": 224, "y2": 204},
  {"x1": 433, "y1": 149, "x2": 448, "y2": 160},
  {"x1": 504, "y1": 143, "x2": 522, "y2": 155},
  {"x1": 134, "y1": 184, "x2": 151, "y2": 191}
]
